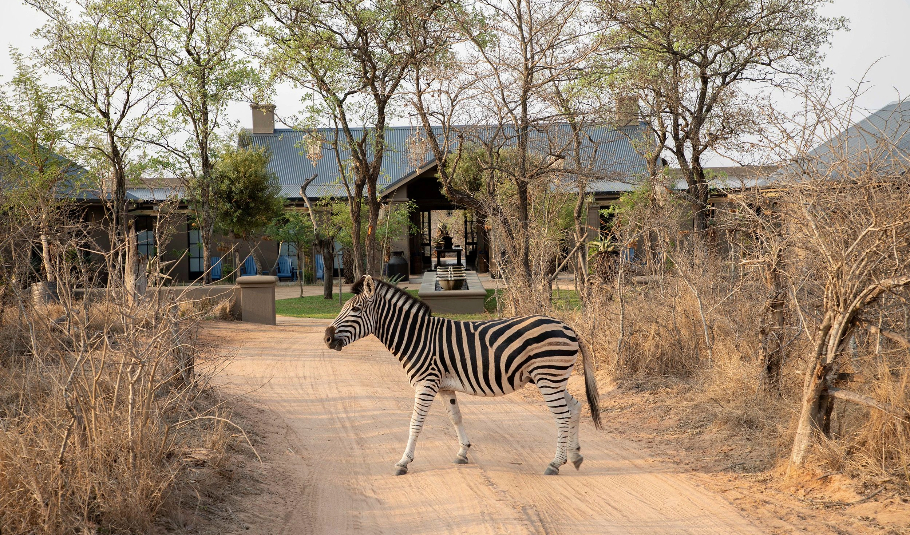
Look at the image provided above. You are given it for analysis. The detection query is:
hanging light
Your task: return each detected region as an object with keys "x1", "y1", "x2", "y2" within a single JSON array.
[{"x1": 305, "y1": 131, "x2": 324, "y2": 165}]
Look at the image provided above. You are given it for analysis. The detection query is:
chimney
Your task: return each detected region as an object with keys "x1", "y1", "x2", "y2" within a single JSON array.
[
  {"x1": 251, "y1": 103, "x2": 276, "y2": 135},
  {"x1": 614, "y1": 96, "x2": 639, "y2": 127}
]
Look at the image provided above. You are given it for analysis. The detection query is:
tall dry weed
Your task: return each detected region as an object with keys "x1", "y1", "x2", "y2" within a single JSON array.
[{"x1": 0, "y1": 208, "x2": 237, "y2": 532}]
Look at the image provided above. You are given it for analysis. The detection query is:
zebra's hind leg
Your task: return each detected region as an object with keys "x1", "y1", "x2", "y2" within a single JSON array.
[
  {"x1": 395, "y1": 381, "x2": 439, "y2": 476},
  {"x1": 565, "y1": 391, "x2": 583, "y2": 470},
  {"x1": 536, "y1": 378, "x2": 572, "y2": 475},
  {"x1": 440, "y1": 390, "x2": 471, "y2": 464}
]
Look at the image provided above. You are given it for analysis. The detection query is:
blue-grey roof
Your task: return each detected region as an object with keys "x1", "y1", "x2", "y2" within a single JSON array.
[
  {"x1": 0, "y1": 127, "x2": 91, "y2": 198},
  {"x1": 126, "y1": 186, "x2": 184, "y2": 202},
  {"x1": 247, "y1": 123, "x2": 651, "y2": 199},
  {"x1": 766, "y1": 100, "x2": 910, "y2": 185},
  {"x1": 806, "y1": 100, "x2": 910, "y2": 177}
]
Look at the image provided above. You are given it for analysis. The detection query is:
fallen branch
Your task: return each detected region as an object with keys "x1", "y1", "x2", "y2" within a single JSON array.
[
  {"x1": 827, "y1": 387, "x2": 910, "y2": 423},
  {"x1": 860, "y1": 321, "x2": 910, "y2": 349},
  {"x1": 548, "y1": 239, "x2": 586, "y2": 283}
]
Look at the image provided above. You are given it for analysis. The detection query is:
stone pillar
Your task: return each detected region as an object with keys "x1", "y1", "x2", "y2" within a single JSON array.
[{"x1": 237, "y1": 275, "x2": 278, "y2": 325}]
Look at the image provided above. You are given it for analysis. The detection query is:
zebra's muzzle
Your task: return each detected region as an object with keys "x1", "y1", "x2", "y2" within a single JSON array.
[{"x1": 324, "y1": 325, "x2": 344, "y2": 351}]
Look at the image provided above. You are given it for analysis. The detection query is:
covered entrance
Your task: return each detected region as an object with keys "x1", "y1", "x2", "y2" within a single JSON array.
[{"x1": 383, "y1": 167, "x2": 488, "y2": 275}]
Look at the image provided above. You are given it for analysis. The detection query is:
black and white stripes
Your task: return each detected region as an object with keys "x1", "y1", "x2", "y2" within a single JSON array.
[{"x1": 324, "y1": 275, "x2": 602, "y2": 475}]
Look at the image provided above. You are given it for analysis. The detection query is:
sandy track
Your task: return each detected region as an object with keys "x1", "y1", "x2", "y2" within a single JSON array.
[{"x1": 208, "y1": 317, "x2": 761, "y2": 535}]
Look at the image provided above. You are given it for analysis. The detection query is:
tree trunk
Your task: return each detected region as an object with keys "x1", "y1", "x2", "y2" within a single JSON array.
[
  {"x1": 762, "y1": 262, "x2": 786, "y2": 390},
  {"x1": 201, "y1": 220, "x2": 213, "y2": 284},
  {"x1": 297, "y1": 248, "x2": 305, "y2": 298},
  {"x1": 350, "y1": 198, "x2": 364, "y2": 280},
  {"x1": 366, "y1": 183, "x2": 382, "y2": 276},
  {"x1": 689, "y1": 180, "x2": 710, "y2": 233},
  {"x1": 40, "y1": 230, "x2": 55, "y2": 284},
  {"x1": 573, "y1": 189, "x2": 589, "y2": 305},
  {"x1": 125, "y1": 220, "x2": 138, "y2": 305},
  {"x1": 789, "y1": 358, "x2": 832, "y2": 467},
  {"x1": 321, "y1": 239, "x2": 334, "y2": 300}
]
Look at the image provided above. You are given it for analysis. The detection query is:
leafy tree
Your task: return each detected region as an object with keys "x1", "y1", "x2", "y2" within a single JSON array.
[
  {"x1": 144, "y1": 0, "x2": 262, "y2": 283},
  {"x1": 0, "y1": 55, "x2": 79, "y2": 285},
  {"x1": 211, "y1": 142, "x2": 284, "y2": 241},
  {"x1": 27, "y1": 0, "x2": 159, "y2": 248},
  {"x1": 412, "y1": 0, "x2": 602, "y2": 309},
  {"x1": 266, "y1": 208, "x2": 315, "y2": 296},
  {"x1": 260, "y1": 0, "x2": 447, "y2": 277},
  {"x1": 330, "y1": 199, "x2": 417, "y2": 274},
  {"x1": 599, "y1": 0, "x2": 845, "y2": 231},
  {"x1": 207, "y1": 141, "x2": 284, "y2": 276}
]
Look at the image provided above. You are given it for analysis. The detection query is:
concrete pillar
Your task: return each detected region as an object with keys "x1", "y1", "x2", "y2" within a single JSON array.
[{"x1": 237, "y1": 275, "x2": 278, "y2": 325}]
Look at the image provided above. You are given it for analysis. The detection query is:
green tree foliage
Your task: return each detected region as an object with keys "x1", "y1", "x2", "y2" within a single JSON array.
[
  {"x1": 330, "y1": 200, "x2": 417, "y2": 263},
  {"x1": 0, "y1": 55, "x2": 80, "y2": 283},
  {"x1": 210, "y1": 143, "x2": 284, "y2": 240},
  {"x1": 600, "y1": 0, "x2": 845, "y2": 231},
  {"x1": 27, "y1": 0, "x2": 159, "y2": 244},
  {"x1": 260, "y1": 0, "x2": 447, "y2": 277},
  {"x1": 145, "y1": 0, "x2": 263, "y2": 283},
  {"x1": 266, "y1": 208, "x2": 316, "y2": 296}
]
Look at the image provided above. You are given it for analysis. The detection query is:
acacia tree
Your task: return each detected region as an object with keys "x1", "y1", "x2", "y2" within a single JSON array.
[
  {"x1": 0, "y1": 55, "x2": 78, "y2": 288},
  {"x1": 752, "y1": 94, "x2": 910, "y2": 468},
  {"x1": 300, "y1": 175, "x2": 338, "y2": 299},
  {"x1": 27, "y1": 0, "x2": 159, "y2": 249},
  {"x1": 143, "y1": 0, "x2": 261, "y2": 283},
  {"x1": 411, "y1": 0, "x2": 602, "y2": 306},
  {"x1": 600, "y1": 0, "x2": 845, "y2": 232},
  {"x1": 260, "y1": 0, "x2": 447, "y2": 277},
  {"x1": 266, "y1": 208, "x2": 315, "y2": 297}
]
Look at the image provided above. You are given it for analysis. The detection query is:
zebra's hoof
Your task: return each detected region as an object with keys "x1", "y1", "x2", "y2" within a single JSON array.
[
  {"x1": 544, "y1": 465, "x2": 560, "y2": 475},
  {"x1": 394, "y1": 465, "x2": 408, "y2": 476},
  {"x1": 453, "y1": 455, "x2": 469, "y2": 465},
  {"x1": 571, "y1": 455, "x2": 584, "y2": 470}
]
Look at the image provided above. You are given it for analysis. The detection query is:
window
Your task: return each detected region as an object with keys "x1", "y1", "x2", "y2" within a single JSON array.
[
  {"x1": 135, "y1": 215, "x2": 156, "y2": 257},
  {"x1": 188, "y1": 229, "x2": 203, "y2": 274}
]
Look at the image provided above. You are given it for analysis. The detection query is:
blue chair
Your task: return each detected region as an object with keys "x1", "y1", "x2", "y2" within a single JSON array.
[
  {"x1": 276, "y1": 256, "x2": 294, "y2": 281},
  {"x1": 315, "y1": 254, "x2": 324, "y2": 280},
  {"x1": 211, "y1": 257, "x2": 222, "y2": 280},
  {"x1": 241, "y1": 255, "x2": 257, "y2": 276}
]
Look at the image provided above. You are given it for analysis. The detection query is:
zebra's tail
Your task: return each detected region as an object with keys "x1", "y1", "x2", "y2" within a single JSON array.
[{"x1": 580, "y1": 341, "x2": 603, "y2": 430}]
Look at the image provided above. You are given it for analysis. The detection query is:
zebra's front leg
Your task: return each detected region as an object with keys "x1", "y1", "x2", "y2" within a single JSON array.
[
  {"x1": 395, "y1": 381, "x2": 439, "y2": 476},
  {"x1": 439, "y1": 390, "x2": 471, "y2": 464}
]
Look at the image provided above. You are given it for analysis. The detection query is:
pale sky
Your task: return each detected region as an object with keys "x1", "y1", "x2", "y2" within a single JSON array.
[{"x1": 2, "y1": 0, "x2": 908, "y2": 141}]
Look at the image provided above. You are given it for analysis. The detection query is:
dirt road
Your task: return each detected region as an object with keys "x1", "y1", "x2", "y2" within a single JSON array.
[{"x1": 208, "y1": 317, "x2": 762, "y2": 535}]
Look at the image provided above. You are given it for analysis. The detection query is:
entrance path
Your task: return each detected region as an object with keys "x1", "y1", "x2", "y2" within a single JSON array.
[{"x1": 208, "y1": 317, "x2": 762, "y2": 535}]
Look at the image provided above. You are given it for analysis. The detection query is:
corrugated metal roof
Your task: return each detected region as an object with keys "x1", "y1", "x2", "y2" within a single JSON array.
[
  {"x1": 805, "y1": 100, "x2": 910, "y2": 175},
  {"x1": 248, "y1": 123, "x2": 651, "y2": 199},
  {"x1": 767, "y1": 100, "x2": 910, "y2": 185}
]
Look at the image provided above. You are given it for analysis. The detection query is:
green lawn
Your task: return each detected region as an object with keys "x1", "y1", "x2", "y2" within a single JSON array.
[
  {"x1": 275, "y1": 288, "x2": 501, "y2": 321},
  {"x1": 274, "y1": 287, "x2": 582, "y2": 321}
]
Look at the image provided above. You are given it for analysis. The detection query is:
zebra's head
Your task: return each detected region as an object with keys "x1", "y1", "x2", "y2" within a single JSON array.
[{"x1": 324, "y1": 275, "x2": 378, "y2": 351}]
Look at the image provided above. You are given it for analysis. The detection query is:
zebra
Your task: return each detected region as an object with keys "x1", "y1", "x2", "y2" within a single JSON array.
[{"x1": 324, "y1": 275, "x2": 602, "y2": 476}]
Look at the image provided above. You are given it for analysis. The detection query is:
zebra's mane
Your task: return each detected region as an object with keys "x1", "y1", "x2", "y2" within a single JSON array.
[{"x1": 351, "y1": 276, "x2": 432, "y2": 316}]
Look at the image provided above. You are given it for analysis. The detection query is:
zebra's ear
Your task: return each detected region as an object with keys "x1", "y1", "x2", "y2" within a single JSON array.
[{"x1": 362, "y1": 275, "x2": 376, "y2": 297}]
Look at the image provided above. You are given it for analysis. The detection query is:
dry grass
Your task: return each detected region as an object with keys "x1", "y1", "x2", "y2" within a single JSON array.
[
  {"x1": 500, "y1": 214, "x2": 910, "y2": 498},
  {"x1": 0, "y1": 289, "x2": 235, "y2": 534}
]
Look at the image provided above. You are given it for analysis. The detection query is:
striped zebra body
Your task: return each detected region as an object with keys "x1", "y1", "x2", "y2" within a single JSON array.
[{"x1": 324, "y1": 275, "x2": 602, "y2": 475}]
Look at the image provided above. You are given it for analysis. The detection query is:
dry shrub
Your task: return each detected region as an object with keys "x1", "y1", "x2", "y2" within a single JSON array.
[
  {"x1": 0, "y1": 294, "x2": 232, "y2": 534},
  {"x1": 807, "y1": 327, "x2": 910, "y2": 489},
  {"x1": 0, "y1": 209, "x2": 237, "y2": 532}
]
